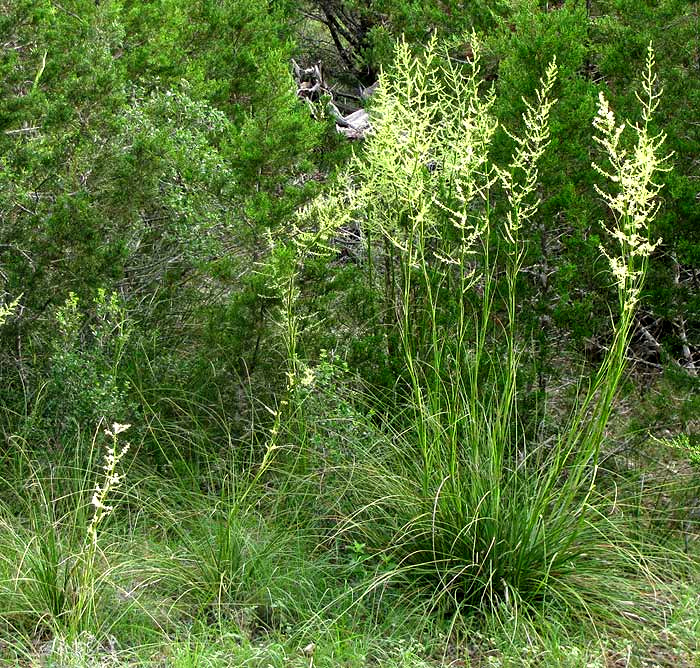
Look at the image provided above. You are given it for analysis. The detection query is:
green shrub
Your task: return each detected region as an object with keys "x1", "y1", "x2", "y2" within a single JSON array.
[{"x1": 42, "y1": 291, "x2": 134, "y2": 450}]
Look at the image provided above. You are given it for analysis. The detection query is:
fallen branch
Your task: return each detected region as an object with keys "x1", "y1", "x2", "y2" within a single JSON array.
[{"x1": 4, "y1": 126, "x2": 40, "y2": 135}]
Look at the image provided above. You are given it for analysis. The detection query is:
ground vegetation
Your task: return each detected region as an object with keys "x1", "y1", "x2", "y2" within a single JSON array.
[{"x1": 0, "y1": 1, "x2": 698, "y2": 665}]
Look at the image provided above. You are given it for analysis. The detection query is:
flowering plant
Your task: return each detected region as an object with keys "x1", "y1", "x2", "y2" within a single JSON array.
[{"x1": 87, "y1": 423, "x2": 131, "y2": 545}]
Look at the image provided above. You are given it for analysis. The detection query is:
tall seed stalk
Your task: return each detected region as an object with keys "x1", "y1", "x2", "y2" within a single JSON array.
[{"x1": 563, "y1": 44, "x2": 671, "y2": 482}]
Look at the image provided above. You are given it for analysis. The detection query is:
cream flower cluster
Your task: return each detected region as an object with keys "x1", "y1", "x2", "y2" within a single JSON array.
[
  {"x1": 87, "y1": 422, "x2": 131, "y2": 544},
  {"x1": 496, "y1": 57, "x2": 558, "y2": 245},
  {"x1": 591, "y1": 46, "x2": 671, "y2": 308}
]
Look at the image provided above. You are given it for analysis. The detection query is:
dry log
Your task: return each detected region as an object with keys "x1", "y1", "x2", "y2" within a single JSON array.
[
  {"x1": 326, "y1": 102, "x2": 370, "y2": 138},
  {"x1": 292, "y1": 59, "x2": 375, "y2": 139}
]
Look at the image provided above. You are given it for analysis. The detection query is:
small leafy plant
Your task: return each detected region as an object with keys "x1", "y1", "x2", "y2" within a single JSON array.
[{"x1": 45, "y1": 291, "x2": 134, "y2": 450}]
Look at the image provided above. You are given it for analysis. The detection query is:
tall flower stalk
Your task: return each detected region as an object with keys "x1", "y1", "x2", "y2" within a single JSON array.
[
  {"x1": 73, "y1": 422, "x2": 131, "y2": 633},
  {"x1": 564, "y1": 44, "x2": 672, "y2": 474}
]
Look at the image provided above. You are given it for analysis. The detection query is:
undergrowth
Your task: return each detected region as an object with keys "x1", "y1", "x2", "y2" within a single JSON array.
[{"x1": 0, "y1": 38, "x2": 697, "y2": 668}]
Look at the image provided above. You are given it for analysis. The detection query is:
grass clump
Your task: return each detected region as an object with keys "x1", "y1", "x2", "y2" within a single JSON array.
[
  {"x1": 0, "y1": 423, "x2": 133, "y2": 640},
  {"x1": 288, "y1": 38, "x2": 679, "y2": 631}
]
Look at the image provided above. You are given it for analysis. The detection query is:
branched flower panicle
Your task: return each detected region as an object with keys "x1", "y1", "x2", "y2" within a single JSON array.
[
  {"x1": 358, "y1": 37, "x2": 443, "y2": 251},
  {"x1": 293, "y1": 177, "x2": 357, "y2": 259},
  {"x1": 495, "y1": 58, "x2": 558, "y2": 244},
  {"x1": 358, "y1": 35, "x2": 501, "y2": 287},
  {"x1": 430, "y1": 36, "x2": 498, "y2": 282},
  {"x1": 87, "y1": 422, "x2": 131, "y2": 544},
  {"x1": 592, "y1": 44, "x2": 672, "y2": 310}
]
